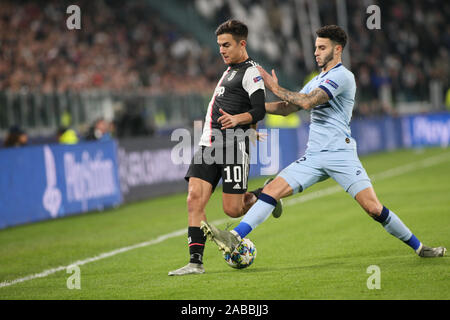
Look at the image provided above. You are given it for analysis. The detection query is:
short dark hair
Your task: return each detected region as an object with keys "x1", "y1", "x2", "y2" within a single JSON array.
[
  {"x1": 215, "y1": 19, "x2": 248, "y2": 42},
  {"x1": 316, "y1": 25, "x2": 347, "y2": 48}
]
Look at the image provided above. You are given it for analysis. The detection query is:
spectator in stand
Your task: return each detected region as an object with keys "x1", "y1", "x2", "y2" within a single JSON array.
[
  {"x1": 85, "y1": 118, "x2": 112, "y2": 141},
  {"x1": 3, "y1": 126, "x2": 28, "y2": 148},
  {"x1": 57, "y1": 127, "x2": 79, "y2": 144}
]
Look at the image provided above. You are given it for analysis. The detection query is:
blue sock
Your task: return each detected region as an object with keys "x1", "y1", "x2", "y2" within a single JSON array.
[
  {"x1": 374, "y1": 206, "x2": 422, "y2": 251},
  {"x1": 404, "y1": 234, "x2": 421, "y2": 251},
  {"x1": 233, "y1": 193, "x2": 276, "y2": 239}
]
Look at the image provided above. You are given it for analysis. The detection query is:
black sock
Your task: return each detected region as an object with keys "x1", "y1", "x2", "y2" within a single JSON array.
[{"x1": 188, "y1": 226, "x2": 206, "y2": 264}]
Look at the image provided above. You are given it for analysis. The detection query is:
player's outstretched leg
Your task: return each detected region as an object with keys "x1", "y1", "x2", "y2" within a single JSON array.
[
  {"x1": 200, "y1": 221, "x2": 241, "y2": 254},
  {"x1": 202, "y1": 193, "x2": 277, "y2": 254},
  {"x1": 248, "y1": 177, "x2": 283, "y2": 218},
  {"x1": 203, "y1": 178, "x2": 292, "y2": 254},
  {"x1": 372, "y1": 207, "x2": 447, "y2": 257},
  {"x1": 356, "y1": 187, "x2": 446, "y2": 258}
]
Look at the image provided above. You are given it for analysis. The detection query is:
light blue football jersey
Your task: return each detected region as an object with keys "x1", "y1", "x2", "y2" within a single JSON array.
[{"x1": 300, "y1": 62, "x2": 356, "y2": 152}]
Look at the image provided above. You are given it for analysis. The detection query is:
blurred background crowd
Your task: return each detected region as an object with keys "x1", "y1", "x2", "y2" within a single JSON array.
[
  {"x1": 195, "y1": 0, "x2": 450, "y2": 116},
  {"x1": 0, "y1": 0, "x2": 449, "y2": 146},
  {"x1": 0, "y1": 0, "x2": 222, "y2": 94}
]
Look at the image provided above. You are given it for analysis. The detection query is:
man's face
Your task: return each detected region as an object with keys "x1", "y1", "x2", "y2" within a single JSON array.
[
  {"x1": 314, "y1": 37, "x2": 338, "y2": 69},
  {"x1": 217, "y1": 33, "x2": 246, "y2": 65},
  {"x1": 18, "y1": 133, "x2": 28, "y2": 146},
  {"x1": 96, "y1": 120, "x2": 107, "y2": 133}
]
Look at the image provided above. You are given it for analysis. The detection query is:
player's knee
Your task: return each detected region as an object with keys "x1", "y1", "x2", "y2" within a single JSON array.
[
  {"x1": 186, "y1": 188, "x2": 202, "y2": 212},
  {"x1": 364, "y1": 202, "x2": 383, "y2": 218},
  {"x1": 223, "y1": 203, "x2": 244, "y2": 218},
  {"x1": 356, "y1": 189, "x2": 383, "y2": 218},
  {"x1": 261, "y1": 177, "x2": 291, "y2": 200}
]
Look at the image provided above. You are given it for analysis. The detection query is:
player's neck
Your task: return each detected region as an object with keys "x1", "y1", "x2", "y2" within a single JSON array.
[
  {"x1": 321, "y1": 59, "x2": 342, "y2": 73},
  {"x1": 230, "y1": 51, "x2": 249, "y2": 66}
]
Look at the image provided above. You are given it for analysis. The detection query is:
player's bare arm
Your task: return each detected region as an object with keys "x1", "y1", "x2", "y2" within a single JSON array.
[
  {"x1": 218, "y1": 109, "x2": 253, "y2": 129},
  {"x1": 257, "y1": 66, "x2": 330, "y2": 111},
  {"x1": 274, "y1": 87, "x2": 329, "y2": 111},
  {"x1": 218, "y1": 87, "x2": 265, "y2": 129},
  {"x1": 265, "y1": 101, "x2": 299, "y2": 116}
]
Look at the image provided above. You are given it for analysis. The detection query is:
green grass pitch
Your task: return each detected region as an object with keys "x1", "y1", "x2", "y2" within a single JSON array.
[{"x1": 0, "y1": 147, "x2": 449, "y2": 300}]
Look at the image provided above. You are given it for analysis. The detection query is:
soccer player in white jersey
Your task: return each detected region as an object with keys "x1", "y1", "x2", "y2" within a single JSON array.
[
  {"x1": 168, "y1": 20, "x2": 282, "y2": 276},
  {"x1": 201, "y1": 25, "x2": 446, "y2": 258}
]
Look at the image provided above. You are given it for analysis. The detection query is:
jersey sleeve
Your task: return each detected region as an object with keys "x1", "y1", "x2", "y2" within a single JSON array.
[
  {"x1": 248, "y1": 89, "x2": 265, "y2": 124},
  {"x1": 318, "y1": 72, "x2": 351, "y2": 100},
  {"x1": 242, "y1": 66, "x2": 265, "y2": 97},
  {"x1": 299, "y1": 81, "x2": 311, "y2": 94}
]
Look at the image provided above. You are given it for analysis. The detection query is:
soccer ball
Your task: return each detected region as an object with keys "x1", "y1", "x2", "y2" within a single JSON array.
[{"x1": 223, "y1": 238, "x2": 257, "y2": 269}]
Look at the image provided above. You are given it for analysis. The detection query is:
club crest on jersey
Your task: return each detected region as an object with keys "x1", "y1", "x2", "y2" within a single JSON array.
[
  {"x1": 228, "y1": 70, "x2": 237, "y2": 81},
  {"x1": 253, "y1": 75, "x2": 262, "y2": 83}
]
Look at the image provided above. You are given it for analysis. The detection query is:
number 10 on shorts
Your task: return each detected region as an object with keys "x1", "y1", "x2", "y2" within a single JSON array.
[{"x1": 224, "y1": 166, "x2": 242, "y2": 183}]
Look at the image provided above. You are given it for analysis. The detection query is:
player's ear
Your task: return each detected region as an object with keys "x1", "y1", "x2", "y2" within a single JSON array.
[
  {"x1": 332, "y1": 44, "x2": 336, "y2": 56},
  {"x1": 239, "y1": 39, "x2": 247, "y2": 48}
]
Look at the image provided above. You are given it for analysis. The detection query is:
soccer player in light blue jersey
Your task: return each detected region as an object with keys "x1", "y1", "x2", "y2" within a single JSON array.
[{"x1": 201, "y1": 25, "x2": 446, "y2": 258}]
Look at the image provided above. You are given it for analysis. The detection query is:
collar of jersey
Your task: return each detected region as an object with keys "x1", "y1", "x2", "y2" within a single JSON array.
[
  {"x1": 228, "y1": 57, "x2": 252, "y2": 68},
  {"x1": 319, "y1": 62, "x2": 342, "y2": 78}
]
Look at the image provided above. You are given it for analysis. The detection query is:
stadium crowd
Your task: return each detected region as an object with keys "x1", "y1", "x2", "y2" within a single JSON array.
[
  {"x1": 195, "y1": 0, "x2": 450, "y2": 115},
  {"x1": 0, "y1": 0, "x2": 448, "y2": 139},
  {"x1": 0, "y1": 0, "x2": 223, "y2": 94}
]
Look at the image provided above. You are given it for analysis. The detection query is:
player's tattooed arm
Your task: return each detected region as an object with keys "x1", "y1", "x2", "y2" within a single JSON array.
[
  {"x1": 256, "y1": 65, "x2": 330, "y2": 111},
  {"x1": 265, "y1": 101, "x2": 299, "y2": 116},
  {"x1": 274, "y1": 87, "x2": 330, "y2": 111}
]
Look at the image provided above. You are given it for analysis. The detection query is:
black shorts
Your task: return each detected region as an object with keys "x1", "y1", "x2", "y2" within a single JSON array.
[{"x1": 185, "y1": 141, "x2": 250, "y2": 194}]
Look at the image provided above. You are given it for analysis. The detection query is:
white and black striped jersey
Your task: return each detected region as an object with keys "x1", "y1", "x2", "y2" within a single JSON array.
[{"x1": 199, "y1": 58, "x2": 266, "y2": 147}]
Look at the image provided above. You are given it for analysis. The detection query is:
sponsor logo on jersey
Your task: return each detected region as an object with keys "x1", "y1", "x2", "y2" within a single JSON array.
[
  {"x1": 233, "y1": 183, "x2": 241, "y2": 189},
  {"x1": 215, "y1": 86, "x2": 225, "y2": 97}
]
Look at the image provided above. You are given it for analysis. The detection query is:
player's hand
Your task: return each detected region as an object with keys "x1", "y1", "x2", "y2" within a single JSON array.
[
  {"x1": 218, "y1": 108, "x2": 239, "y2": 129},
  {"x1": 249, "y1": 130, "x2": 268, "y2": 146},
  {"x1": 256, "y1": 66, "x2": 279, "y2": 92},
  {"x1": 256, "y1": 131, "x2": 268, "y2": 142}
]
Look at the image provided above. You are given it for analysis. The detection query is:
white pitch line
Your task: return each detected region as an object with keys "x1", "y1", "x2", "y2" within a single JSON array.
[
  {"x1": 1, "y1": 151, "x2": 449, "y2": 289},
  {"x1": 0, "y1": 217, "x2": 229, "y2": 289}
]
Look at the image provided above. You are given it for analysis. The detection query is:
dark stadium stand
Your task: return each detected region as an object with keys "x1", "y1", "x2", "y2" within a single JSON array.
[{"x1": 0, "y1": 0, "x2": 448, "y2": 140}]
